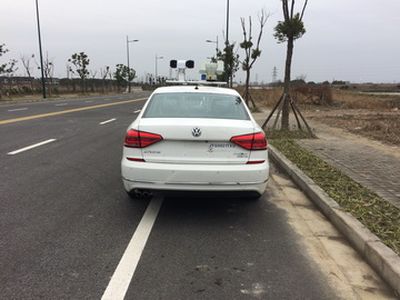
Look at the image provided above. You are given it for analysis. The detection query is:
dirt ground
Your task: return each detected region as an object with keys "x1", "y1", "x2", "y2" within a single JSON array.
[
  {"x1": 305, "y1": 109, "x2": 400, "y2": 146},
  {"x1": 251, "y1": 87, "x2": 400, "y2": 146}
]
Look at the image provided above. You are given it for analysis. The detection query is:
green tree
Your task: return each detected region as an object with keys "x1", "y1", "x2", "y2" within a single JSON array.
[
  {"x1": 0, "y1": 44, "x2": 18, "y2": 98},
  {"x1": 114, "y1": 64, "x2": 136, "y2": 90},
  {"x1": 240, "y1": 10, "x2": 268, "y2": 109},
  {"x1": 68, "y1": 52, "x2": 90, "y2": 93},
  {"x1": 275, "y1": 0, "x2": 309, "y2": 130},
  {"x1": 216, "y1": 42, "x2": 239, "y2": 87}
]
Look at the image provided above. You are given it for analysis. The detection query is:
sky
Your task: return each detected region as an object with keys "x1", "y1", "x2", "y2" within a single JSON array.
[{"x1": 1, "y1": 0, "x2": 400, "y2": 83}]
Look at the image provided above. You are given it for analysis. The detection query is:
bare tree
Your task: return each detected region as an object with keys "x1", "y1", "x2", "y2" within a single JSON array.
[
  {"x1": 43, "y1": 53, "x2": 54, "y2": 96},
  {"x1": 90, "y1": 70, "x2": 97, "y2": 92},
  {"x1": 21, "y1": 54, "x2": 35, "y2": 93},
  {"x1": 100, "y1": 66, "x2": 110, "y2": 93},
  {"x1": 240, "y1": 10, "x2": 268, "y2": 109},
  {"x1": 262, "y1": 0, "x2": 313, "y2": 135},
  {"x1": 34, "y1": 52, "x2": 54, "y2": 96}
]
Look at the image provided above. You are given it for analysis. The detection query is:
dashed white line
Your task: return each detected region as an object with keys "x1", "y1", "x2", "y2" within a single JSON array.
[
  {"x1": 55, "y1": 103, "x2": 68, "y2": 107},
  {"x1": 101, "y1": 197, "x2": 163, "y2": 300},
  {"x1": 133, "y1": 109, "x2": 141, "y2": 113},
  {"x1": 7, "y1": 139, "x2": 57, "y2": 155},
  {"x1": 99, "y1": 118, "x2": 116, "y2": 125},
  {"x1": 8, "y1": 107, "x2": 28, "y2": 112}
]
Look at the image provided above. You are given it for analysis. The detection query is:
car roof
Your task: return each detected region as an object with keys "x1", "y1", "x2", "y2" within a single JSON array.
[{"x1": 152, "y1": 85, "x2": 240, "y2": 96}]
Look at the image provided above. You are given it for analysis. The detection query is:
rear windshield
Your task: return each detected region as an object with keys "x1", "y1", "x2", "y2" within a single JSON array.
[{"x1": 142, "y1": 92, "x2": 250, "y2": 120}]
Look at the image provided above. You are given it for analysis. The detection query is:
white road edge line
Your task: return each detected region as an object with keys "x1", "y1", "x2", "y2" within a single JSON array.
[
  {"x1": 8, "y1": 108, "x2": 28, "y2": 112},
  {"x1": 133, "y1": 109, "x2": 141, "y2": 113},
  {"x1": 7, "y1": 139, "x2": 57, "y2": 155},
  {"x1": 99, "y1": 118, "x2": 117, "y2": 125},
  {"x1": 101, "y1": 197, "x2": 163, "y2": 300}
]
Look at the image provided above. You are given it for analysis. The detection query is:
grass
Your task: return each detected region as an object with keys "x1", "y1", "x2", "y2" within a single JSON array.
[
  {"x1": 271, "y1": 138, "x2": 400, "y2": 255},
  {"x1": 265, "y1": 129, "x2": 314, "y2": 140}
]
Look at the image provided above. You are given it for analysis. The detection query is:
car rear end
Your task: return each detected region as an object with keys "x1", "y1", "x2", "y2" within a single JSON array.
[{"x1": 121, "y1": 87, "x2": 269, "y2": 196}]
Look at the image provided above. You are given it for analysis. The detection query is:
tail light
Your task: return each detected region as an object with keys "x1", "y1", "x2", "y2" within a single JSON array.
[
  {"x1": 230, "y1": 132, "x2": 267, "y2": 150},
  {"x1": 124, "y1": 129, "x2": 163, "y2": 148}
]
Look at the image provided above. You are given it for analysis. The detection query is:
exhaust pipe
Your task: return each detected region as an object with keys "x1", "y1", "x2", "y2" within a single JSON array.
[{"x1": 134, "y1": 189, "x2": 153, "y2": 199}]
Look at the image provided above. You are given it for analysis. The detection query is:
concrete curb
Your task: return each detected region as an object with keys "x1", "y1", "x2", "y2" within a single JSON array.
[{"x1": 268, "y1": 145, "x2": 400, "y2": 296}]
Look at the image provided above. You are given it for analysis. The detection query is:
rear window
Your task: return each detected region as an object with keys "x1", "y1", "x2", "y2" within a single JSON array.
[{"x1": 142, "y1": 92, "x2": 250, "y2": 120}]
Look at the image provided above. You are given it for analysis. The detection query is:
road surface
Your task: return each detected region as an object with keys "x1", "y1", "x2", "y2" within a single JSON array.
[{"x1": 0, "y1": 93, "x2": 395, "y2": 299}]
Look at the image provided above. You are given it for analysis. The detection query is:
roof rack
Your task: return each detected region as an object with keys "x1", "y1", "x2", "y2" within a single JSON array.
[{"x1": 165, "y1": 80, "x2": 227, "y2": 87}]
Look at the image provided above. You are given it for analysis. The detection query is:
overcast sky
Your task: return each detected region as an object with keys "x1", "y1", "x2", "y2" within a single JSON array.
[{"x1": 2, "y1": 0, "x2": 400, "y2": 83}]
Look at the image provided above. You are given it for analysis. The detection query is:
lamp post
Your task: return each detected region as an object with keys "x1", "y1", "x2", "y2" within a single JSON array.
[
  {"x1": 155, "y1": 54, "x2": 164, "y2": 85},
  {"x1": 126, "y1": 36, "x2": 139, "y2": 93},
  {"x1": 35, "y1": 0, "x2": 46, "y2": 98},
  {"x1": 206, "y1": 36, "x2": 219, "y2": 57},
  {"x1": 225, "y1": 0, "x2": 230, "y2": 85},
  {"x1": 225, "y1": 0, "x2": 230, "y2": 47}
]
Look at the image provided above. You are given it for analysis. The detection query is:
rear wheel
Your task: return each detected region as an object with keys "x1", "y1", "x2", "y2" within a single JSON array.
[{"x1": 244, "y1": 192, "x2": 262, "y2": 201}]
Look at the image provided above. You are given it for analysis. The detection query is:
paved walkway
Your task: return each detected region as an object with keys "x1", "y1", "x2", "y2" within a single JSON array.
[{"x1": 254, "y1": 112, "x2": 400, "y2": 210}]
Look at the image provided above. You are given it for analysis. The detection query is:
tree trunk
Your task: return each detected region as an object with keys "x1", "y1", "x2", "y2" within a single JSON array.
[
  {"x1": 245, "y1": 69, "x2": 250, "y2": 106},
  {"x1": 281, "y1": 36, "x2": 294, "y2": 130}
]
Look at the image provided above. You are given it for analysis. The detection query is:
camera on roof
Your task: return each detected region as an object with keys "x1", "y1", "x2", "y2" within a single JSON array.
[{"x1": 170, "y1": 60, "x2": 195, "y2": 69}]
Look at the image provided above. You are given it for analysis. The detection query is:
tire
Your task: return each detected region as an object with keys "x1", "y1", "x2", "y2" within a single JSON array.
[{"x1": 245, "y1": 192, "x2": 262, "y2": 201}]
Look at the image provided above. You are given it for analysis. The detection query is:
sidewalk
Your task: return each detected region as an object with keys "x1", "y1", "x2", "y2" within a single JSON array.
[{"x1": 253, "y1": 111, "x2": 400, "y2": 210}]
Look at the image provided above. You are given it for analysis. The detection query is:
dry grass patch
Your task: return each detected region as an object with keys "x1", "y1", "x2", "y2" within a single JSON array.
[{"x1": 332, "y1": 90, "x2": 400, "y2": 110}]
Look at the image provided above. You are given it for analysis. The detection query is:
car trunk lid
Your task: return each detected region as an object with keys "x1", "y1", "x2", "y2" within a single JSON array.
[{"x1": 138, "y1": 118, "x2": 255, "y2": 164}]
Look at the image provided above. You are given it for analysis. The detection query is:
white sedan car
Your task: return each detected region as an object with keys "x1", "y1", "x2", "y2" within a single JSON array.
[{"x1": 121, "y1": 86, "x2": 269, "y2": 199}]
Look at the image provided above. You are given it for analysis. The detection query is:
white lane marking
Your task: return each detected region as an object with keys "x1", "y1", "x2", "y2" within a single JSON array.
[
  {"x1": 101, "y1": 197, "x2": 163, "y2": 300},
  {"x1": 133, "y1": 109, "x2": 141, "y2": 113},
  {"x1": 7, "y1": 139, "x2": 57, "y2": 155},
  {"x1": 8, "y1": 108, "x2": 28, "y2": 112},
  {"x1": 55, "y1": 103, "x2": 68, "y2": 107},
  {"x1": 99, "y1": 118, "x2": 116, "y2": 125}
]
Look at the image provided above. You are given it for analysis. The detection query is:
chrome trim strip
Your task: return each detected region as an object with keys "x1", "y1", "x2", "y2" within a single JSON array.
[{"x1": 122, "y1": 177, "x2": 269, "y2": 186}]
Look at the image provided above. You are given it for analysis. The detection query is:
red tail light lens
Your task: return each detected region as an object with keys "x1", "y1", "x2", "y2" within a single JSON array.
[
  {"x1": 124, "y1": 129, "x2": 163, "y2": 148},
  {"x1": 230, "y1": 132, "x2": 267, "y2": 150}
]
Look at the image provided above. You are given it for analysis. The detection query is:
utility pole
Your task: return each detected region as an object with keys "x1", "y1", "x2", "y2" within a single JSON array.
[
  {"x1": 155, "y1": 54, "x2": 163, "y2": 85},
  {"x1": 35, "y1": 0, "x2": 46, "y2": 98}
]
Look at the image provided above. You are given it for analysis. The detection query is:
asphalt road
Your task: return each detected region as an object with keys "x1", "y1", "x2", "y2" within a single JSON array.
[{"x1": 0, "y1": 93, "x2": 379, "y2": 299}]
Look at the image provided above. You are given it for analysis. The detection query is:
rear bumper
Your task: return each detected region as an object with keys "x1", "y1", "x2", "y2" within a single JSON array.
[{"x1": 121, "y1": 159, "x2": 269, "y2": 195}]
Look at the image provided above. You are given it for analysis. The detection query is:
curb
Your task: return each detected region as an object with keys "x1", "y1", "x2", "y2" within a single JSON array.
[{"x1": 268, "y1": 144, "x2": 400, "y2": 296}]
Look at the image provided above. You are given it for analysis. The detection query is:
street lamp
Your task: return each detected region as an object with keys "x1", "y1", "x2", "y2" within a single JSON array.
[
  {"x1": 225, "y1": 0, "x2": 230, "y2": 47},
  {"x1": 126, "y1": 36, "x2": 139, "y2": 93},
  {"x1": 35, "y1": 0, "x2": 46, "y2": 98},
  {"x1": 225, "y1": 0, "x2": 230, "y2": 85},
  {"x1": 155, "y1": 54, "x2": 164, "y2": 85},
  {"x1": 206, "y1": 36, "x2": 219, "y2": 57}
]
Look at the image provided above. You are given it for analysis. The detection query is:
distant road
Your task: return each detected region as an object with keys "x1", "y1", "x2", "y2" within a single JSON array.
[{"x1": 0, "y1": 92, "x2": 151, "y2": 123}]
